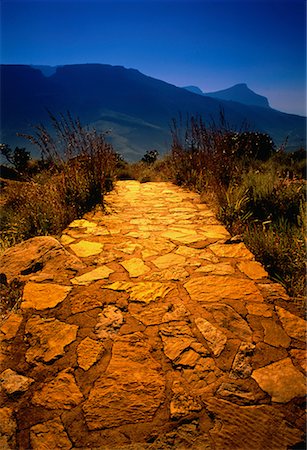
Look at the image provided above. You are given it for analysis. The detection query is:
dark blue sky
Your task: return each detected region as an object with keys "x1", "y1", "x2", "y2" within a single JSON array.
[{"x1": 1, "y1": 0, "x2": 306, "y2": 115}]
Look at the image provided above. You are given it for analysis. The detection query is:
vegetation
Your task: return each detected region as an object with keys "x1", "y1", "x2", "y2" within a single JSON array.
[
  {"x1": 167, "y1": 115, "x2": 306, "y2": 302},
  {"x1": 0, "y1": 113, "x2": 117, "y2": 250}
]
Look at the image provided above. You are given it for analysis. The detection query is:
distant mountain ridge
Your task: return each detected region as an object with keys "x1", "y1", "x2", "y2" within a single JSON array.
[
  {"x1": 184, "y1": 83, "x2": 270, "y2": 108},
  {"x1": 1, "y1": 64, "x2": 305, "y2": 160}
]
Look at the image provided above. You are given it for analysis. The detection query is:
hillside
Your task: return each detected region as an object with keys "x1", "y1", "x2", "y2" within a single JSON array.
[{"x1": 1, "y1": 64, "x2": 305, "y2": 160}]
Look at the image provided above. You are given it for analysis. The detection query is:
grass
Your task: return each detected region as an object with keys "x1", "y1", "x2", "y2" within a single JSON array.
[{"x1": 0, "y1": 113, "x2": 117, "y2": 251}]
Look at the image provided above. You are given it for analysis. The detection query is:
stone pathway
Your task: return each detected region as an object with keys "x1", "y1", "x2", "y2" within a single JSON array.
[{"x1": 0, "y1": 180, "x2": 306, "y2": 449}]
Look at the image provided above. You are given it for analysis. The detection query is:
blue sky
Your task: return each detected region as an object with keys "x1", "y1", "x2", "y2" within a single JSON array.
[{"x1": 1, "y1": 0, "x2": 306, "y2": 115}]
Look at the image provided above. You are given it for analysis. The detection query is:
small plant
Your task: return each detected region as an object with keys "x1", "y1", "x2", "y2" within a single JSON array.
[
  {"x1": 141, "y1": 150, "x2": 159, "y2": 164},
  {"x1": 0, "y1": 273, "x2": 25, "y2": 316}
]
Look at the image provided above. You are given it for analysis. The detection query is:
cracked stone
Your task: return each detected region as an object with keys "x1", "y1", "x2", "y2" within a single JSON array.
[
  {"x1": 230, "y1": 342, "x2": 255, "y2": 379},
  {"x1": 69, "y1": 240, "x2": 104, "y2": 257},
  {"x1": 25, "y1": 316, "x2": 78, "y2": 364},
  {"x1": 120, "y1": 258, "x2": 151, "y2": 277},
  {"x1": 21, "y1": 282, "x2": 72, "y2": 310},
  {"x1": 82, "y1": 333, "x2": 165, "y2": 429},
  {"x1": 194, "y1": 317, "x2": 227, "y2": 357},
  {"x1": 252, "y1": 358, "x2": 306, "y2": 402},
  {"x1": 102, "y1": 281, "x2": 174, "y2": 303},
  {"x1": 30, "y1": 418, "x2": 72, "y2": 450},
  {"x1": 0, "y1": 369, "x2": 34, "y2": 395},
  {"x1": 32, "y1": 370, "x2": 83, "y2": 409},
  {"x1": 275, "y1": 306, "x2": 306, "y2": 342},
  {"x1": 77, "y1": 337, "x2": 105, "y2": 370},
  {"x1": 95, "y1": 305, "x2": 124, "y2": 339},
  {"x1": 71, "y1": 266, "x2": 114, "y2": 285}
]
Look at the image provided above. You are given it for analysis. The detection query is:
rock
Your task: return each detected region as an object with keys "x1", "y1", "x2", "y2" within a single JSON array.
[
  {"x1": 0, "y1": 369, "x2": 34, "y2": 395},
  {"x1": 25, "y1": 316, "x2": 78, "y2": 364},
  {"x1": 32, "y1": 370, "x2": 84, "y2": 409},
  {"x1": 161, "y1": 229, "x2": 207, "y2": 244},
  {"x1": 77, "y1": 337, "x2": 105, "y2": 370},
  {"x1": 0, "y1": 407, "x2": 16, "y2": 449},
  {"x1": 69, "y1": 240, "x2": 104, "y2": 257},
  {"x1": 237, "y1": 261, "x2": 268, "y2": 279},
  {"x1": 71, "y1": 266, "x2": 114, "y2": 285},
  {"x1": 246, "y1": 303, "x2": 273, "y2": 317},
  {"x1": 216, "y1": 382, "x2": 257, "y2": 405},
  {"x1": 196, "y1": 263, "x2": 235, "y2": 275},
  {"x1": 115, "y1": 242, "x2": 142, "y2": 254},
  {"x1": 21, "y1": 282, "x2": 71, "y2": 310},
  {"x1": 230, "y1": 342, "x2": 255, "y2": 379},
  {"x1": 120, "y1": 258, "x2": 151, "y2": 277},
  {"x1": 205, "y1": 398, "x2": 303, "y2": 450},
  {"x1": 275, "y1": 306, "x2": 306, "y2": 342},
  {"x1": 194, "y1": 317, "x2": 227, "y2": 357},
  {"x1": 30, "y1": 418, "x2": 72, "y2": 450},
  {"x1": 95, "y1": 305, "x2": 124, "y2": 339},
  {"x1": 251, "y1": 358, "x2": 306, "y2": 402},
  {"x1": 206, "y1": 304, "x2": 253, "y2": 342},
  {"x1": 0, "y1": 313, "x2": 23, "y2": 340},
  {"x1": 0, "y1": 236, "x2": 84, "y2": 283},
  {"x1": 261, "y1": 318, "x2": 291, "y2": 348},
  {"x1": 161, "y1": 335, "x2": 194, "y2": 361},
  {"x1": 170, "y1": 380, "x2": 202, "y2": 419},
  {"x1": 290, "y1": 349, "x2": 307, "y2": 372},
  {"x1": 129, "y1": 302, "x2": 170, "y2": 326},
  {"x1": 161, "y1": 303, "x2": 189, "y2": 322},
  {"x1": 82, "y1": 333, "x2": 165, "y2": 429},
  {"x1": 69, "y1": 219, "x2": 97, "y2": 229},
  {"x1": 175, "y1": 349, "x2": 200, "y2": 367},
  {"x1": 60, "y1": 234, "x2": 75, "y2": 245},
  {"x1": 152, "y1": 253, "x2": 186, "y2": 269},
  {"x1": 184, "y1": 276, "x2": 263, "y2": 303},
  {"x1": 102, "y1": 281, "x2": 174, "y2": 304},
  {"x1": 209, "y1": 242, "x2": 254, "y2": 259}
]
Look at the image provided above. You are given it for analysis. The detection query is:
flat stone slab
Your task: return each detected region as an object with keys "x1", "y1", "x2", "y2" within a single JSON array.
[
  {"x1": 120, "y1": 258, "x2": 151, "y2": 277},
  {"x1": 252, "y1": 358, "x2": 306, "y2": 402},
  {"x1": 30, "y1": 418, "x2": 72, "y2": 450},
  {"x1": 0, "y1": 369, "x2": 34, "y2": 395},
  {"x1": 22, "y1": 282, "x2": 72, "y2": 310},
  {"x1": 71, "y1": 266, "x2": 114, "y2": 285},
  {"x1": 152, "y1": 253, "x2": 186, "y2": 269},
  {"x1": 77, "y1": 337, "x2": 105, "y2": 370},
  {"x1": 276, "y1": 306, "x2": 306, "y2": 341},
  {"x1": 69, "y1": 240, "x2": 104, "y2": 257},
  {"x1": 102, "y1": 281, "x2": 174, "y2": 303}
]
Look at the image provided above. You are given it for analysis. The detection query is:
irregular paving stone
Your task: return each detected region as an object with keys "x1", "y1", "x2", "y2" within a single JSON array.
[
  {"x1": 32, "y1": 370, "x2": 84, "y2": 409},
  {"x1": 199, "y1": 225, "x2": 230, "y2": 240},
  {"x1": 82, "y1": 333, "x2": 165, "y2": 429},
  {"x1": 184, "y1": 276, "x2": 263, "y2": 303},
  {"x1": 194, "y1": 317, "x2": 227, "y2": 357},
  {"x1": 209, "y1": 242, "x2": 254, "y2": 259},
  {"x1": 95, "y1": 305, "x2": 124, "y2": 339},
  {"x1": 0, "y1": 236, "x2": 84, "y2": 283},
  {"x1": 216, "y1": 382, "x2": 258, "y2": 405},
  {"x1": 237, "y1": 261, "x2": 268, "y2": 279},
  {"x1": 0, "y1": 369, "x2": 34, "y2": 395},
  {"x1": 196, "y1": 262, "x2": 235, "y2": 275},
  {"x1": 0, "y1": 313, "x2": 23, "y2": 340},
  {"x1": 60, "y1": 234, "x2": 75, "y2": 245},
  {"x1": 120, "y1": 258, "x2": 151, "y2": 277},
  {"x1": 206, "y1": 304, "x2": 253, "y2": 342},
  {"x1": 261, "y1": 318, "x2": 291, "y2": 348},
  {"x1": 205, "y1": 398, "x2": 303, "y2": 450},
  {"x1": 102, "y1": 281, "x2": 174, "y2": 303},
  {"x1": 152, "y1": 253, "x2": 186, "y2": 269},
  {"x1": 115, "y1": 242, "x2": 142, "y2": 254},
  {"x1": 175, "y1": 246, "x2": 219, "y2": 262},
  {"x1": 145, "y1": 266, "x2": 190, "y2": 281},
  {"x1": 170, "y1": 380, "x2": 202, "y2": 419},
  {"x1": 175, "y1": 349, "x2": 200, "y2": 367},
  {"x1": 129, "y1": 302, "x2": 170, "y2": 326},
  {"x1": 161, "y1": 303, "x2": 189, "y2": 322},
  {"x1": 246, "y1": 303, "x2": 273, "y2": 317},
  {"x1": 162, "y1": 336, "x2": 195, "y2": 361},
  {"x1": 275, "y1": 306, "x2": 306, "y2": 342},
  {"x1": 0, "y1": 407, "x2": 16, "y2": 449},
  {"x1": 69, "y1": 240, "x2": 104, "y2": 257},
  {"x1": 30, "y1": 417, "x2": 72, "y2": 450},
  {"x1": 290, "y1": 349, "x2": 307, "y2": 372},
  {"x1": 21, "y1": 282, "x2": 72, "y2": 310},
  {"x1": 71, "y1": 266, "x2": 114, "y2": 285},
  {"x1": 25, "y1": 316, "x2": 78, "y2": 364},
  {"x1": 77, "y1": 337, "x2": 105, "y2": 370},
  {"x1": 251, "y1": 358, "x2": 306, "y2": 402},
  {"x1": 230, "y1": 342, "x2": 255, "y2": 379}
]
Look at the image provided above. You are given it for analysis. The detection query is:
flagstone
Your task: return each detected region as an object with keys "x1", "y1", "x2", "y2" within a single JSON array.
[
  {"x1": 0, "y1": 313, "x2": 23, "y2": 340},
  {"x1": 209, "y1": 242, "x2": 254, "y2": 259},
  {"x1": 71, "y1": 266, "x2": 114, "y2": 285},
  {"x1": 152, "y1": 253, "x2": 186, "y2": 269},
  {"x1": 275, "y1": 306, "x2": 306, "y2": 342},
  {"x1": 120, "y1": 258, "x2": 151, "y2": 277},
  {"x1": 21, "y1": 282, "x2": 72, "y2": 310},
  {"x1": 60, "y1": 234, "x2": 75, "y2": 245},
  {"x1": 252, "y1": 358, "x2": 306, "y2": 402},
  {"x1": 69, "y1": 219, "x2": 97, "y2": 229},
  {"x1": 0, "y1": 369, "x2": 34, "y2": 395},
  {"x1": 196, "y1": 262, "x2": 235, "y2": 275},
  {"x1": 102, "y1": 281, "x2": 174, "y2": 303},
  {"x1": 30, "y1": 418, "x2": 72, "y2": 450},
  {"x1": 77, "y1": 337, "x2": 105, "y2": 370},
  {"x1": 194, "y1": 317, "x2": 227, "y2": 357},
  {"x1": 237, "y1": 261, "x2": 268, "y2": 279},
  {"x1": 70, "y1": 240, "x2": 104, "y2": 257}
]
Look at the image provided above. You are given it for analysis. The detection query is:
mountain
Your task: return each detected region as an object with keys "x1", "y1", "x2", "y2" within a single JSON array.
[
  {"x1": 184, "y1": 83, "x2": 270, "y2": 108},
  {"x1": 1, "y1": 64, "x2": 305, "y2": 161}
]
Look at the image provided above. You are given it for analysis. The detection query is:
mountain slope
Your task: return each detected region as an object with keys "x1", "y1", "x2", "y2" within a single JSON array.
[{"x1": 1, "y1": 64, "x2": 305, "y2": 160}]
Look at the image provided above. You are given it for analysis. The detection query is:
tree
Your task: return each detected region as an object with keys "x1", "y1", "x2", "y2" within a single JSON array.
[
  {"x1": 0, "y1": 144, "x2": 31, "y2": 174},
  {"x1": 141, "y1": 150, "x2": 159, "y2": 164}
]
